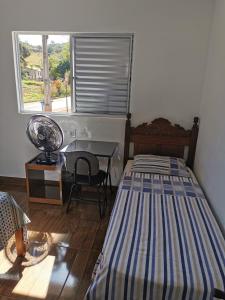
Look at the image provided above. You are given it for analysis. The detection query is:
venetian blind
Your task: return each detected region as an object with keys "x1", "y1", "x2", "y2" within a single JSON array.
[{"x1": 73, "y1": 35, "x2": 133, "y2": 115}]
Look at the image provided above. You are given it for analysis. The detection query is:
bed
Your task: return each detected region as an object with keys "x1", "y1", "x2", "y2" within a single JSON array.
[{"x1": 85, "y1": 115, "x2": 225, "y2": 300}]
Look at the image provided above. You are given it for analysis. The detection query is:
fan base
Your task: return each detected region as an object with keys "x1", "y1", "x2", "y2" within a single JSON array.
[
  {"x1": 36, "y1": 153, "x2": 58, "y2": 165},
  {"x1": 36, "y1": 159, "x2": 57, "y2": 165}
]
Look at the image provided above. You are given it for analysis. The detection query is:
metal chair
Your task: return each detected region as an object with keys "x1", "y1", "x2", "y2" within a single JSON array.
[{"x1": 64, "y1": 151, "x2": 107, "y2": 217}]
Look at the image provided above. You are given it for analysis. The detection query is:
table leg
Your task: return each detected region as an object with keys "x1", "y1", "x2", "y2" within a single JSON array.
[
  {"x1": 106, "y1": 158, "x2": 113, "y2": 194},
  {"x1": 15, "y1": 228, "x2": 26, "y2": 257}
]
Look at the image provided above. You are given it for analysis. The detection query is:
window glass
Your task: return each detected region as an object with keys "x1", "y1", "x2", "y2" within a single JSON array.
[
  {"x1": 48, "y1": 35, "x2": 71, "y2": 113},
  {"x1": 18, "y1": 34, "x2": 44, "y2": 112},
  {"x1": 17, "y1": 34, "x2": 71, "y2": 113}
]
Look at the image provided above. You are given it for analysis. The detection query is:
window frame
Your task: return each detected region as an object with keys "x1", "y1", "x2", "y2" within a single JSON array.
[{"x1": 12, "y1": 31, "x2": 134, "y2": 117}]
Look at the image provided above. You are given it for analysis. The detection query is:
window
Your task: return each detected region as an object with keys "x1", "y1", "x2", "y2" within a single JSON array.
[
  {"x1": 13, "y1": 32, "x2": 133, "y2": 115},
  {"x1": 14, "y1": 33, "x2": 71, "y2": 113}
]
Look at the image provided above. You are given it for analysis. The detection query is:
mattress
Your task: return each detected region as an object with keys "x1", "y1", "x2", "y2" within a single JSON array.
[{"x1": 86, "y1": 160, "x2": 225, "y2": 300}]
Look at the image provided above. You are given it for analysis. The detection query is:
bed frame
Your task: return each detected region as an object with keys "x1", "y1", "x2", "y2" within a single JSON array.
[{"x1": 124, "y1": 113, "x2": 199, "y2": 169}]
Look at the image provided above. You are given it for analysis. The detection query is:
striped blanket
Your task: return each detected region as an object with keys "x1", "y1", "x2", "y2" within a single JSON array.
[
  {"x1": 86, "y1": 162, "x2": 225, "y2": 300},
  {"x1": 0, "y1": 192, "x2": 30, "y2": 249}
]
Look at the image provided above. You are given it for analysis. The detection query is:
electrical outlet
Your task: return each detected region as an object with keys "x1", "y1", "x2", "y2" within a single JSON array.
[{"x1": 70, "y1": 129, "x2": 76, "y2": 138}]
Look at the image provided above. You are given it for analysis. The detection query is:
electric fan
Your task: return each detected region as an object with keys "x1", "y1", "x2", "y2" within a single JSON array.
[{"x1": 26, "y1": 115, "x2": 64, "y2": 165}]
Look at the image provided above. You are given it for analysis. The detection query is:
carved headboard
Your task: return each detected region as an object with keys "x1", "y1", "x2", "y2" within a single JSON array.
[{"x1": 124, "y1": 114, "x2": 199, "y2": 169}]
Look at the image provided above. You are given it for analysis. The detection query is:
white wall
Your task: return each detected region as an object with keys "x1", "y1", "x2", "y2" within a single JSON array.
[
  {"x1": 0, "y1": 0, "x2": 213, "y2": 184},
  {"x1": 195, "y1": 0, "x2": 225, "y2": 230}
]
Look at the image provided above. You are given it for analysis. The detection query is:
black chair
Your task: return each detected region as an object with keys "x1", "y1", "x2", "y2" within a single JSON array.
[{"x1": 64, "y1": 151, "x2": 107, "y2": 217}]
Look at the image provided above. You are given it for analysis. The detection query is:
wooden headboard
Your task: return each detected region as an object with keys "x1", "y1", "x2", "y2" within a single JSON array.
[{"x1": 124, "y1": 114, "x2": 199, "y2": 169}]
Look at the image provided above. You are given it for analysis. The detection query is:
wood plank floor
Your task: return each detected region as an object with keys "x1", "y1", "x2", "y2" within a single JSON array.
[{"x1": 0, "y1": 182, "x2": 115, "y2": 300}]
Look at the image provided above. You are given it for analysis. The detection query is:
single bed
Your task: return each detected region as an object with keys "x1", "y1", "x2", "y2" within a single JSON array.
[{"x1": 86, "y1": 115, "x2": 225, "y2": 300}]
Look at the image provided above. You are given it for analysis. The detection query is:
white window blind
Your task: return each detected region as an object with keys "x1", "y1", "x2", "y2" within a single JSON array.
[{"x1": 73, "y1": 35, "x2": 133, "y2": 115}]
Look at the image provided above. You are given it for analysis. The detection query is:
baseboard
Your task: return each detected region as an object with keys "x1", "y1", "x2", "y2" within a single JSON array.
[
  {"x1": 0, "y1": 176, "x2": 26, "y2": 188},
  {"x1": 0, "y1": 176, "x2": 118, "y2": 192}
]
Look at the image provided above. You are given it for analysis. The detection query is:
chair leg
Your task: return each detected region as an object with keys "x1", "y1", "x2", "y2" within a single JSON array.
[
  {"x1": 102, "y1": 182, "x2": 107, "y2": 218},
  {"x1": 77, "y1": 185, "x2": 82, "y2": 201},
  {"x1": 104, "y1": 178, "x2": 108, "y2": 208},
  {"x1": 97, "y1": 185, "x2": 102, "y2": 218},
  {"x1": 97, "y1": 184, "x2": 104, "y2": 218},
  {"x1": 66, "y1": 183, "x2": 77, "y2": 213}
]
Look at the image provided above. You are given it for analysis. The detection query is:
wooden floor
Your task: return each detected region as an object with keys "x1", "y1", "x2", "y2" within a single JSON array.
[{"x1": 0, "y1": 181, "x2": 115, "y2": 300}]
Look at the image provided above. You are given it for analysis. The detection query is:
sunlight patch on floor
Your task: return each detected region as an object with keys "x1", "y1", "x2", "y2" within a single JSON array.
[
  {"x1": 12, "y1": 255, "x2": 55, "y2": 299},
  {"x1": 0, "y1": 248, "x2": 13, "y2": 274},
  {"x1": 50, "y1": 232, "x2": 71, "y2": 246}
]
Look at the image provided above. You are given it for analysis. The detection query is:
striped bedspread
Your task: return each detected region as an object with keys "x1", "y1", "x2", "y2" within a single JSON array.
[
  {"x1": 0, "y1": 192, "x2": 30, "y2": 249},
  {"x1": 86, "y1": 162, "x2": 225, "y2": 300}
]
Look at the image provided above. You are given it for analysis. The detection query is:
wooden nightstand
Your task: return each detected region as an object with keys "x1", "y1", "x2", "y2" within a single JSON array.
[{"x1": 25, "y1": 154, "x2": 64, "y2": 205}]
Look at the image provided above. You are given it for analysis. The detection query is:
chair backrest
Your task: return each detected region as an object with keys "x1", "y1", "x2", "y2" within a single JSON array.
[{"x1": 65, "y1": 151, "x2": 99, "y2": 177}]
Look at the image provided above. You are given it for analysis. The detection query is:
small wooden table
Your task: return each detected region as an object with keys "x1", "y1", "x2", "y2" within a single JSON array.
[
  {"x1": 15, "y1": 228, "x2": 26, "y2": 257},
  {"x1": 0, "y1": 192, "x2": 30, "y2": 257},
  {"x1": 25, "y1": 154, "x2": 64, "y2": 205}
]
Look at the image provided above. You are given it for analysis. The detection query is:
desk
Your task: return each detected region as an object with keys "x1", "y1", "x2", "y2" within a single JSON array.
[{"x1": 61, "y1": 140, "x2": 118, "y2": 192}]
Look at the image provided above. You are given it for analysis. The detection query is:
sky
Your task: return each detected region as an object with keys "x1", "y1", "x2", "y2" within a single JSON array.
[{"x1": 19, "y1": 34, "x2": 69, "y2": 46}]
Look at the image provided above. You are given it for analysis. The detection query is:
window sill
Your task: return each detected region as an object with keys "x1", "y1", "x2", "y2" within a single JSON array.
[{"x1": 18, "y1": 110, "x2": 127, "y2": 120}]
